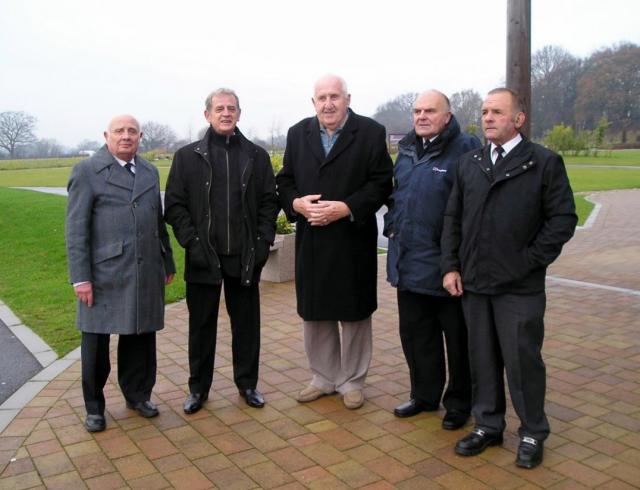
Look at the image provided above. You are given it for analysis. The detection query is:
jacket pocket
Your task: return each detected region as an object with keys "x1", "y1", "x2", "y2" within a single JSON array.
[{"x1": 92, "y1": 241, "x2": 124, "y2": 264}]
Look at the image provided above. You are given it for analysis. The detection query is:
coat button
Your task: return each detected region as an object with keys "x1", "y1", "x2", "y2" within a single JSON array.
[{"x1": 505, "y1": 173, "x2": 510, "y2": 177}]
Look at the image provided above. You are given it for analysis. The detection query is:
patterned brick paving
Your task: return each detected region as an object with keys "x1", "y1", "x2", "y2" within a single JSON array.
[{"x1": 1, "y1": 189, "x2": 639, "y2": 488}]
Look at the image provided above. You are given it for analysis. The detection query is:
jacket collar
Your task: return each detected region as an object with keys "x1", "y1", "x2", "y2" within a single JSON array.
[
  {"x1": 398, "y1": 114, "x2": 462, "y2": 162},
  {"x1": 194, "y1": 126, "x2": 253, "y2": 164},
  {"x1": 91, "y1": 145, "x2": 156, "y2": 199}
]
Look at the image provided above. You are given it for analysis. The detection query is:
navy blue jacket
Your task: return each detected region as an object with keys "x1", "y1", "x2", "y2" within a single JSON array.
[{"x1": 384, "y1": 116, "x2": 481, "y2": 295}]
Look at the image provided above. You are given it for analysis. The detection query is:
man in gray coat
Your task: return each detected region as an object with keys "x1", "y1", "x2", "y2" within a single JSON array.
[{"x1": 66, "y1": 114, "x2": 176, "y2": 432}]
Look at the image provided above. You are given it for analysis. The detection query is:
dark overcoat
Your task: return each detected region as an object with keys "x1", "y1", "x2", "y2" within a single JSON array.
[
  {"x1": 277, "y1": 110, "x2": 393, "y2": 321},
  {"x1": 441, "y1": 137, "x2": 577, "y2": 294},
  {"x1": 65, "y1": 145, "x2": 176, "y2": 335}
]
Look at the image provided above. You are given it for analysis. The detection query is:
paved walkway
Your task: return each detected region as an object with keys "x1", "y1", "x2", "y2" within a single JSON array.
[{"x1": 0, "y1": 190, "x2": 639, "y2": 489}]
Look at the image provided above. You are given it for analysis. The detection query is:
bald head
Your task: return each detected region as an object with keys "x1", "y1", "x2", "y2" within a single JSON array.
[
  {"x1": 104, "y1": 114, "x2": 142, "y2": 162},
  {"x1": 413, "y1": 90, "x2": 452, "y2": 139}
]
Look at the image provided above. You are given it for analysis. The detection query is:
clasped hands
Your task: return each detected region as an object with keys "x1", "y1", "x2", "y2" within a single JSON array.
[{"x1": 293, "y1": 194, "x2": 350, "y2": 226}]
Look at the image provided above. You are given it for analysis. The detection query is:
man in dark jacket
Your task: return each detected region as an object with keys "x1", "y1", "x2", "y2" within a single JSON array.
[
  {"x1": 277, "y1": 75, "x2": 392, "y2": 410},
  {"x1": 385, "y1": 90, "x2": 480, "y2": 428},
  {"x1": 165, "y1": 88, "x2": 278, "y2": 414},
  {"x1": 441, "y1": 88, "x2": 577, "y2": 469},
  {"x1": 66, "y1": 114, "x2": 176, "y2": 432}
]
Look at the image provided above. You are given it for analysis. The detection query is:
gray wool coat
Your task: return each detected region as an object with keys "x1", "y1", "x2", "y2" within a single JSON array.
[{"x1": 65, "y1": 145, "x2": 176, "y2": 335}]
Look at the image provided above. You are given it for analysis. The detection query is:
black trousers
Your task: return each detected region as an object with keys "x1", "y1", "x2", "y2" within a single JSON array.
[
  {"x1": 185, "y1": 274, "x2": 260, "y2": 396},
  {"x1": 462, "y1": 291, "x2": 549, "y2": 440},
  {"x1": 397, "y1": 290, "x2": 471, "y2": 413},
  {"x1": 81, "y1": 331, "x2": 156, "y2": 415}
]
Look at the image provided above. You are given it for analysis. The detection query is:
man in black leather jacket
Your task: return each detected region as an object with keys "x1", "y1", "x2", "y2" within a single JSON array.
[{"x1": 165, "y1": 88, "x2": 278, "y2": 414}]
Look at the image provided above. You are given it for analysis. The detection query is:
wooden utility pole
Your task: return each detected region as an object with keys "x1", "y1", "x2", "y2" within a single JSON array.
[{"x1": 507, "y1": 0, "x2": 531, "y2": 137}]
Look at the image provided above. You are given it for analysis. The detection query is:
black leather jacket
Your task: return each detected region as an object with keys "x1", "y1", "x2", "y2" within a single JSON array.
[{"x1": 165, "y1": 127, "x2": 278, "y2": 286}]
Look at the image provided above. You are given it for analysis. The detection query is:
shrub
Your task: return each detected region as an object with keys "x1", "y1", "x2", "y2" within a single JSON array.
[{"x1": 276, "y1": 213, "x2": 294, "y2": 234}]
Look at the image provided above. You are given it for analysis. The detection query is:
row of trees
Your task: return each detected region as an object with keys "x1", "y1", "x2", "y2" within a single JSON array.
[
  {"x1": 532, "y1": 42, "x2": 639, "y2": 141},
  {"x1": 0, "y1": 112, "x2": 192, "y2": 159},
  {"x1": 371, "y1": 42, "x2": 639, "y2": 145}
]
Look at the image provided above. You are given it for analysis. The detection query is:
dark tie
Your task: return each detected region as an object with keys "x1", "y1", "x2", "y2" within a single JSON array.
[
  {"x1": 125, "y1": 162, "x2": 135, "y2": 175},
  {"x1": 494, "y1": 146, "x2": 505, "y2": 164}
]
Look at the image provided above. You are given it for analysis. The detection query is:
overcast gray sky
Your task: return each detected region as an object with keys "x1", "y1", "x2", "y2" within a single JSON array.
[{"x1": 1, "y1": 0, "x2": 638, "y2": 147}]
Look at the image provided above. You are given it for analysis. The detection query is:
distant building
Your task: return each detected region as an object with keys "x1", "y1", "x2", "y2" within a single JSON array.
[
  {"x1": 388, "y1": 133, "x2": 405, "y2": 153},
  {"x1": 78, "y1": 150, "x2": 96, "y2": 157}
]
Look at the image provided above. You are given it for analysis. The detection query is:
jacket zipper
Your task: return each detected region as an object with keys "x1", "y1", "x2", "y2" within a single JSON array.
[
  {"x1": 225, "y1": 147, "x2": 231, "y2": 254},
  {"x1": 240, "y1": 160, "x2": 252, "y2": 274},
  {"x1": 206, "y1": 160, "x2": 215, "y2": 259}
]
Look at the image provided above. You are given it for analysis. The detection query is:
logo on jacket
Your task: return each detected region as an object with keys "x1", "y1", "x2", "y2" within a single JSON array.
[{"x1": 432, "y1": 167, "x2": 447, "y2": 173}]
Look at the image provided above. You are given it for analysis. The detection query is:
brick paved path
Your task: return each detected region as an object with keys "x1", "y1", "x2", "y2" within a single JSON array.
[{"x1": 1, "y1": 190, "x2": 639, "y2": 489}]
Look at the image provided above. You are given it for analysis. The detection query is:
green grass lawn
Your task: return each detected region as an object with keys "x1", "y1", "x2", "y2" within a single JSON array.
[
  {"x1": 0, "y1": 187, "x2": 185, "y2": 356},
  {"x1": 574, "y1": 195, "x2": 594, "y2": 226},
  {"x1": 0, "y1": 157, "x2": 81, "y2": 171},
  {"x1": 0, "y1": 166, "x2": 172, "y2": 188},
  {"x1": 563, "y1": 149, "x2": 640, "y2": 166}
]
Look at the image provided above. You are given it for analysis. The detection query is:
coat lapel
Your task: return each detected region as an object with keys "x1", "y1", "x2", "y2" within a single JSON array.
[
  {"x1": 322, "y1": 114, "x2": 357, "y2": 167},
  {"x1": 305, "y1": 118, "x2": 326, "y2": 165},
  {"x1": 92, "y1": 146, "x2": 134, "y2": 192},
  {"x1": 132, "y1": 157, "x2": 157, "y2": 201}
]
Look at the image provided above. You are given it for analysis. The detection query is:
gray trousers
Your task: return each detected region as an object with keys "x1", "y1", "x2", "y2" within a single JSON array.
[{"x1": 303, "y1": 317, "x2": 372, "y2": 394}]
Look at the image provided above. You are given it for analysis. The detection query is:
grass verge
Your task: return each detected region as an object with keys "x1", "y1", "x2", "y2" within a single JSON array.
[{"x1": 0, "y1": 187, "x2": 185, "y2": 356}]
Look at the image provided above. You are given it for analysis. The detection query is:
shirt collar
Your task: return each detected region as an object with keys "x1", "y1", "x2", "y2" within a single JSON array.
[
  {"x1": 491, "y1": 133, "x2": 522, "y2": 158},
  {"x1": 319, "y1": 113, "x2": 349, "y2": 135},
  {"x1": 113, "y1": 155, "x2": 135, "y2": 167}
]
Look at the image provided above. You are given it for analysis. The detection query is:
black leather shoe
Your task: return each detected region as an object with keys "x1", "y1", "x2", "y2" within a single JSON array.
[
  {"x1": 442, "y1": 411, "x2": 470, "y2": 430},
  {"x1": 393, "y1": 399, "x2": 437, "y2": 418},
  {"x1": 183, "y1": 393, "x2": 208, "y2": 414},
  {"x1": 126, "y1": 400, "x2": 159, "y2": 418},
  {"x1": 455, "y1": 429, "x2": 503, "y2": 456},
  {"x1": 240, "y1": 388, "x2": 265, "y2": 408},
  {"x1": 85, "y1": 414, "x2": 106, "y2": 432},
  {"x1": 516, "y1": 437, "x2": 544, "y2": 469}
]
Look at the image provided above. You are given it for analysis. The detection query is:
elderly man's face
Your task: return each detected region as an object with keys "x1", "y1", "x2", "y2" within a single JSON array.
[
  {"x1": 312, "y1": 78, "x2": 350, "y2": 132},
  {"x1": 413, "y1": 92, "x2": 452, "y2": 140},
  {"x1": 205, "y1": 93, "x2": 241, "y2": 136},
  {"x1": 104, "y1": 115, "x2": 141, "y2": 162}
]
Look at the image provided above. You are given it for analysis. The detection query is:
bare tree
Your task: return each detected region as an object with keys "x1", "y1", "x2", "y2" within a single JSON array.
[
  {"x1": 25, "y1": 138, "x2": 65, "y2": 158},
  {"x1": 74, "y1": 139, "x2": 102, "y2": 153},
  {"x1": 0, "y1": 111, "x2": 37, "y2": 158},
  {"x1": 269, "y1": 118, "x2": 285, "y2": 154},
  {"x1": 372, "y1": 93, "x2": 418, "y2": 134},
  {"x1": 531, "y1": 45, "x2": 582, "y2": 138},
  {"x1": 450, "y1": 90, "x2": 483, "y2": 136},
  {"x1": 140, "y1": 121, "x2": 177, "y2": 151}
]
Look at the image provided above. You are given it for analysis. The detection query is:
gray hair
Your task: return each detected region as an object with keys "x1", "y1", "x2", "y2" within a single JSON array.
[
  {"x1": 205, "y1": 88, "x2": 241, "y2": 112},
  {"x1": 487, "y1": 87, "x2": 526, "y2": 114},
  {"x1": 314, "y1": 74, "x2": 349, "y2": 96}
]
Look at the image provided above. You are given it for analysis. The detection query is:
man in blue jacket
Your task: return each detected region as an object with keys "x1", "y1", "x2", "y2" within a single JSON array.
[{"x1": 384, "y1": 90, "x2": 480, "y2": 429}]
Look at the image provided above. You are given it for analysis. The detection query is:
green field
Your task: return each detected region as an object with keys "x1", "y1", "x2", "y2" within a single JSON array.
[
  {"x1": 563, "y1": 149, "x2": 640, "y2": 166},
  {"x1": 0, "y1": 187, "x2": 185, "y2": 355}
]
